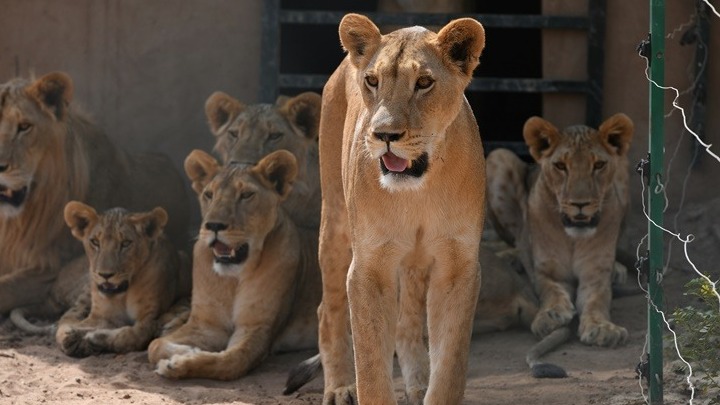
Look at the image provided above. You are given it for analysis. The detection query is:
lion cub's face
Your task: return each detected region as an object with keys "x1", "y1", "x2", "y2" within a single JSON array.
[
  {"x1": 524, "y1": 114, "x2": 634, "y2": 238},
  {"x1": 184, "y1": 149, "x2": 297, "y2": 276},
  {"x1": 204, "y1": 91, "x2": 320, "y2": 167},
  {"x1": 64, "y1": 202, "x2": 169, "y2": 295},
  {"x1": 0, "y1": 73, "x2": 73, "y2": 217},
  {"x1": 338, "y1": 15, "x2": 485, "y2": 191}
]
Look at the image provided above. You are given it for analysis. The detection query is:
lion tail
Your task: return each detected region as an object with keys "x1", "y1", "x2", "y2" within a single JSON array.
[
  {"x1": 525, "y1": 326, "x2": 571, "y2": 378},
  {"x1": 9, "y1": 306, "x2": 56, "y2": 335},
  {"x1": 283, "y1": 353, "x2": 323, "y2": 395}
]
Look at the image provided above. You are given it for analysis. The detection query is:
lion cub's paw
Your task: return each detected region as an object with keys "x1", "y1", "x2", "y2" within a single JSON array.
[
  {"x1": 531, "y1": 305, "x2": 576, "y2": 337},
  {"x1": 60, "y1": 328, "x2": 100, "y2": 358},
  {"x1": 579, "y1": 320, "x2": 628, "y2": 347},
  {"x1": 322, "y1": 384, "x2": 357, "y2": 405},
  {"x1": 405, "y1": 387, "x2": 426, "y2": 405},
  {"x1": 156, "y1": 356, "x2": 186, "y2": 379}
]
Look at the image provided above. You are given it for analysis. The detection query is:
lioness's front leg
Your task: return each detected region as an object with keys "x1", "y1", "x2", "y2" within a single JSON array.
[
  {"x1": 424, "y1": 244, "x2": 480, "y2": 405},
  {"x1": 531, "y1": 268, "x2": 576, "y2": 338},
  {"x1": 347, "y1": 252, "x2": 399, "y2": 405},
  {"x1": 56, "y1": 313, "x2": 112, "y2": 357},
  {"x1": 576, "y1": 265, "x2": 628, "y2": 347},
  {"x1": 396, "y1": 267, "x2": 430, "y2": 405}
]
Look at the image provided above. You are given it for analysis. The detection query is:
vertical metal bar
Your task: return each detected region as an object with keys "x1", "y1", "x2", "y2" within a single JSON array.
[
  {"x1": 259, "y1": 0, "x2": 280, "y2": 103},
  {"x1": 586, "y1": 0, "x2": 606, "y2": 128},
  {"x1": 648, "y1": 0, "x2": 665, "y2": 403},
  {"x1": 690, "y1": 0, "x2": 709, "y2": 163}
]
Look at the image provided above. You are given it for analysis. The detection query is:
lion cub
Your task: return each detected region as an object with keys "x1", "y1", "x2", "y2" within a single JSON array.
[
  {"x1": 147, "y1": 149, "x2": 320, "y2": 380},
  {"x1": 55, "y1": 202, "x2": 191, "y2": 358},
  {"x1": 317, "y1": 13, "x2": 487, "y2": 405}
]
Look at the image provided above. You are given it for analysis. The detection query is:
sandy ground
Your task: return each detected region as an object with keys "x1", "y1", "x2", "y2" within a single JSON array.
[{"x1": 0, "y1": 268, "x2": 705, "y2": 405}]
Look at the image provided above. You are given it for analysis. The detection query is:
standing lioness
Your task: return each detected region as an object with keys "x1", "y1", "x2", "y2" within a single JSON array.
[{"x1": 318, "y1": 14, "x2": 486, "y2": 404}]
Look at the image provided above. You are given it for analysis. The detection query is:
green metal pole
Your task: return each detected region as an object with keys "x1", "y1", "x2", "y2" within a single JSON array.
[{"x1": 648, "y1": 0, "x2": 665, "y2": 403}]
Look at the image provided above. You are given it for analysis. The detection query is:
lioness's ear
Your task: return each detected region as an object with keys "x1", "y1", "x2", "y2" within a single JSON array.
[
  {"x1": 64, "y1": 201, "x2": 98, "y2": 240},
  {"x1": 436, "y1": 18, "x2": 485, "y2": 78},
  {"x1": 205, "y1": 91, "x2": 245, "y2": 135},
  {"x1": 255, "y1": 150, "x2": 298, "y2": 199},
  {"x1": 184, "y1": 149, "x2": 220, "y2": 194},
  {"x1": 130, "y1": 207, "x2": 168, "y2": 239},
  {"x1": 339, "y1": 13, "x2": 382, "y2": 69},
  {"x1": 27, "y1": 72, "x2": 74, "y2": 120},
  {"x1": 599, "y1": 113, "x2": 634, "y2": 156},
  {"x1": 523, "y1": 116, "x2": 561, "y2": 162},
  {"x1": 280, "y1": 92, "x2": 322, "y2": 141}
]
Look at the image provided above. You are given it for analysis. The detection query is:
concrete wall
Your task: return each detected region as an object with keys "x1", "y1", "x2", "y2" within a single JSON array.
[{"x1": 0, "y1": 0, "x2": 263, "y2": 174}]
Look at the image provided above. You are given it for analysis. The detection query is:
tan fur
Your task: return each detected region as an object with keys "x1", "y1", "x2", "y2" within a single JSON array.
[
  {"x1": 486, "y1": 114, "x2": 634, "y2": 348},
  {"x1": 318, "y1": 14, "x2": 486, "y2": 404},
  {"x1": 54, "y1": 202, "x2": 191, "y2": 357},
  {"x1": 0, "y1": 72, "x2": 190, "y2": 316},
  {"x1": 147, "y1": 149, "x2": 321, "y2": 380},
  {"x1": 204, "y1": 91, "x2": 321, "y2": 229}
]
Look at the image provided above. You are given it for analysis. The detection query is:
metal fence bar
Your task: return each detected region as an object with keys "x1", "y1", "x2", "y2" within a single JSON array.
[
  {"x1": 586, "y1": 0, "x2": 606, "y2": 127},
  {"x1": 647, "y1": 0, "x2": 666, "y2": 403},
  {"x1": 279, "y1": 10, "x2": 589, "y2": 29},
  {"x1": 259, "y1": 0, "x2": 281, "y2": 103}
]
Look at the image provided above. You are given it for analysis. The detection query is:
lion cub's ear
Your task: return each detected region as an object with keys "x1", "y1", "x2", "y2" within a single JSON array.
[
  {"x1": 436, "y1": 18, "x2": 485, "y2": 77},
  {"x1": 205, "y1": 91, "x2": 245, "y2": 135},
  {"x1": 64, "y1": 201, "x2": 98, "y2": 240},
  {"x1": 339, "y1": 13, "x2": 382, "y2": 69},
  {"x1": 255, "y1": 150, "x2": 298, "y2": 199},
  {"x1": 129, "y1": 207, "x2": 168, "y2": 240},
  {"x1": 523, "y1": 116, "x2": 561, "y2": 162},
  {"x1": 184, "y1": 149, "x2": 220, "y2": 194},
  {"x1": 27, "y1": 72, "x2": 74, "y2": 120},
  {"x1": 280, "y1": 92, "x2": 322, "y2": 141},
  {"x1": 599, "y1": 113, "x2": 634, "y2": 156}
]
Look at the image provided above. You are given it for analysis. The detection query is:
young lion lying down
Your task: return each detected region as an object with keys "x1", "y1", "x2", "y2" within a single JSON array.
[
  {"x1": 147, "y1": 149, "x2": 320, "y2": 380},
  {"x1": 55, "y1": 202, "x2": 191, "y2": 358}
]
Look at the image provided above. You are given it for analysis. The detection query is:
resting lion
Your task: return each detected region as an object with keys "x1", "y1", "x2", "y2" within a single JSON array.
[
  {"x1": 147, "y1": 149, "x2": 321, "y2": 380},
  {"x1": 54, "y1": 202, "x2": 192, "y2": 357},
  {"x1": 486, "y1": 114, "x2": 634, "y2": 349},
  {"x1": 317, "y1": 14, "x2": 486, "y2": 404},
  {"x1": 204, "y1": 90, "x2": 321, "y2": 229},
  {"x1": 0, "y1": 72, "x2": 189, "y2": 318}
]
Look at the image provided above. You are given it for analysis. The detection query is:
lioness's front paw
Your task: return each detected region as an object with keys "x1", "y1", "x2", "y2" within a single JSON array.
[
  {"x1": 323, "y1": 384, "x2": 357, "y2": 405},
  {"x1": 579, "y1": 319, "x2": 628, "y2": 347},
  {"x1": 531, "y1": 306, "x2": 575, "y2": 337},
  {"x1": 155, "y1": 356, "x2": 186, "y2": 379}
]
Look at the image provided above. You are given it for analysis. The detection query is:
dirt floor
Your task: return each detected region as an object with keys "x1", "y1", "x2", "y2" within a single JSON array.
[{"x1": 0, "y1": 268, "x2": 708, "y2": 405}]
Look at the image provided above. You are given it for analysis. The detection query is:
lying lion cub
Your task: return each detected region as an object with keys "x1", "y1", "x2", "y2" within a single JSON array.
[
  {"x1": 486, "y1": 114, "x2": 634, "y2": 349},
  {"x1": 147, "y1": 149, "x2": 320, "y2": 380},
  {"x1": 55, "y1": 202, "x2": 191, "y2": 358},
  {"x1": 317, "y1": 13, "x2": 486, "y2": 404}
]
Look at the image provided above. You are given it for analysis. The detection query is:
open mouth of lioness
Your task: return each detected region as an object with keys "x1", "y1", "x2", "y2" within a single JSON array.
[
  {"x1": 211, "y1": 240, "x2": 250, "y2": 265},
  {"x1": 0, "y1": 185, "x2": 28, "y2": 208},
  {"x1": 97, "y1": 280, "x2": 130, "y2": 295},
  {"x1": 561, "y1": 213, "x2": 600, "y2": 229},
  {"x1": 379, "y1": 151, "x2": 429, "y2": 178}
]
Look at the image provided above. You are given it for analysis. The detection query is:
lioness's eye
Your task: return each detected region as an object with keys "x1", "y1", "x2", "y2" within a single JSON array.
[
  {"x1": 593, "y1": 161, "x2": 607, "y2": 170},
  {"x1": 268, "y1": 132, "x2": 283, "y2": 141},
  {"x1": 365, "y1": 75, "x2": 378, "y2": 88},
  {"x1": 416, "y1": 76, "x2": 434, "y2": 90},
  {"x1": 90, "y1": 238, "x2": 100, "y2": 249},
  {"x1": 203, "y1": 190, "x2": 213, "y2": 200},
  {"x1": 240, "y1": 191, "x2": 255, "y2": 200},
  {"x1": 17, "y1": 122, "x2": 32, "y2": 133},
  {"x1": 228, "y1": 130, "x2": 238, "y2": 139},
  {"x1": 554, "y1": 162, "x2": 567, "y2": 171},
  {"x1": 120, "y1": 240, "x2": 132, "y2": 249}
]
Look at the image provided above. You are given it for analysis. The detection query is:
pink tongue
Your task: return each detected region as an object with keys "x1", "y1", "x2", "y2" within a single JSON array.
[
  {"x1": 381, "y1": 151, "x2": 409, "y2": 172},
  {"x1": 212, "y1": 241, "x2": 232, "y2": 256}
]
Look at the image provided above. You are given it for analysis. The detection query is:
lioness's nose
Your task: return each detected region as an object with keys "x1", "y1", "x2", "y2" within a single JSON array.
[
  {"x1": 572, "y1": 202, "x2": 591, "y2": 210},
  {"x1": 99, "y1": 272, "x2": 113, "y2": 280},
  {"x1": 205, "y1": 222, "x2": 228, "y2": 232},
  {"x1": 374, "y1": 132, "x2": 404, "y2": 143}
]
